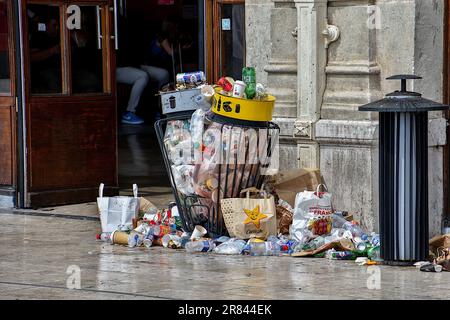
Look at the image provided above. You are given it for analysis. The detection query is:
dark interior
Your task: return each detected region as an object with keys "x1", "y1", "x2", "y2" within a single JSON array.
[{"x1": 118, "y1": 0, "x2": 202, "y2": 193}]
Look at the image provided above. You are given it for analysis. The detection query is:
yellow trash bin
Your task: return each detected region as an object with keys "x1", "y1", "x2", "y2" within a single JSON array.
[{"x1": 211, "y1": 91, "x2": 276, "y2": 122}]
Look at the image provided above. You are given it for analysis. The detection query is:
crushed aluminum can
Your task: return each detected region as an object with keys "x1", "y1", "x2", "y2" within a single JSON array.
[
  {"x1": 217, "y1": 77, "x2": 234, "y2": 92},
  {"x1": 255, "y1": 83, "x2": 268, "y2": 100},
  {"x1": 176, "y1": 71, "x2": 206, "y2": 85}
]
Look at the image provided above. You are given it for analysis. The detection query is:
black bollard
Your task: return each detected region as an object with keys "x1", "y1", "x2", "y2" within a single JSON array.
[{"x1": 359, "y1": 75, "x2": 449, "y2": 265}]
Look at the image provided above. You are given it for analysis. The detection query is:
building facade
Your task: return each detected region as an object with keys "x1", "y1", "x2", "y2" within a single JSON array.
[{"x1": 247, "y1": 0, "x2": 448, "y2": 236}]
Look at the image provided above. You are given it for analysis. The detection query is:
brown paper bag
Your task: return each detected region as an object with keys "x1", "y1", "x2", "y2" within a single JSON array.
[
  {"x1": 429, "y1": 234, "x2": 450, "y2": 252},
  {"x1": 276, "y1": 205, "x2": 293, "y2": 235},
  {"x1": 221, "y1": 188, "x2": 277, "y2": 240},
  {"x1": 274, "y1": 168, "x2": 324, "y2": 207},
  {"x1": 139, "y1": 197, "x2": 158, "y2": 214}
]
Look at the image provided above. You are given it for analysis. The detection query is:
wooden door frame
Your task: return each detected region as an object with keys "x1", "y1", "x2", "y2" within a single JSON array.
[
  {"x1": 19, "y1": 0, "x2": 118, "y2": 207},
  {"x1": 205, "y1": 0, "x2": 245, "y2": 83},
  {"x1": 0, "y1": 0, "x2": 17, "y2": 203}
]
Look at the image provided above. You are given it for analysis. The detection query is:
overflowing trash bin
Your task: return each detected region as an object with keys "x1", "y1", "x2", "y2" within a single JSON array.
[{"x1": 155, "y1": 69, "x2": 280, "y2": 237}]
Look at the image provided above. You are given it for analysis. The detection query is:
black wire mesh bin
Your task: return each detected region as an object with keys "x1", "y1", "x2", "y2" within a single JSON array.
[
  {"x1": 155, "y1": 112, "x2": 280, "y2": 237},
  {"x1": 359, "y1": 75, "x2": 449, "y2": 265}
]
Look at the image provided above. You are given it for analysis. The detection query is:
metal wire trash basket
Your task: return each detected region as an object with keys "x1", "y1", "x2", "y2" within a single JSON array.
[{"x1": 155, "y1": 112, "x2": 280, "y2": 237}]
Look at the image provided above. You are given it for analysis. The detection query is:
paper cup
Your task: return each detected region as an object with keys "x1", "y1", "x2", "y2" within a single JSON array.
[
  {"x1": 201, "y1": 85, "x2": 215, "y2": 101},
  {"x1": 134, "y1": 223, "x2": 150, "y2": 234},
  {"x1": 190, "y1": 225, "x2": 207, "y2": 240},
  {"x1": 171, "y1": 205, "x2": 180, "y2": 217},
  {"x1": 232, "y1": 81, "x2": 247, "y2": 98},
  {"x1": 111, "y1": 230, "x2": 129, "y2": 246},
  {"x1": 128, "y1": 231, "x2": 144, "y2": 248}
]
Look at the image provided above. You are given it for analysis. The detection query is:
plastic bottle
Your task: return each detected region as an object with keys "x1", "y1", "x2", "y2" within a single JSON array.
[
  {"x1": 329, "y1": 250, "x2": 357, "y2": 260},
  {"x1": 249, "y1": 242, "x2": 281, "y2": 256},
  {"x1": 368, "y1": 246, "x2": 382, "y2": 262},
  {"x1": 370, "y1": 233, "x2": 380, "y2": 247},
  {"x1": 185, "y1": 240, "x2": 216, "y2": 253},
  {"x1": 96, "y1": 233, "x2": 112, "y2": 243},
  {"x1": 342, "y1": 221, "x2": 367, "y2": 238},
  {"x1": 311, "y1": 236, "x2": 326, "y2": 250},
  {"x1": 242, "y1": 67, "x2": 256, "y2": 99},
  {"x1": 214, "y1": 239, "x2": 246, "y2": 255}
]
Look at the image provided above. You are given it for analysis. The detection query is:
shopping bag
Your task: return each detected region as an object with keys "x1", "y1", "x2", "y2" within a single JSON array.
[
  {"x1": 290, "y1": 184, "x2": 333, "y2": 243},
  {"x1": 221, "y1": 188, "x2": 277, "y2": 240},
  {"x1": 97, "y1": 183, "x2": 140, "y2": 233}
]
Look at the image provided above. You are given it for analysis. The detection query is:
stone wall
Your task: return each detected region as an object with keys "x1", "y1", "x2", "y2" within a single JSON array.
[
  {"x1": 246, "y1": 0, "x2": 273, "y2": 88},
  {"x1": 247, "y1": 0, "x2": 448, "y2": 235}
]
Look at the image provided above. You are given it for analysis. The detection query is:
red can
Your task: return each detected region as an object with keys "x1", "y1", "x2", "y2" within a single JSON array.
[{"x1": 217, "y1": 77, "x2": 233, "y2": 92}]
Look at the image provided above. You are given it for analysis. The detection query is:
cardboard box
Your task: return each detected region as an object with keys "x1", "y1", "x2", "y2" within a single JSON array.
[
  {"x1": 274, "y1": 168, "x2": 324, "y2": 207},
  {"x1": 160, "y1": 88, "x2": 202, "y2": 114}
]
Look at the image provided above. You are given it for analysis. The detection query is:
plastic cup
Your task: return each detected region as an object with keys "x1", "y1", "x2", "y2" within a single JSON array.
[
  {"x1": 190, "y1": 225, "x2": 207, "y2": 240},
  {"x1": 232, "y1": 81, "x2": 247, "y2": 98},
  {"x1": 201, "y1": 85, "x2": 215, "y2": 101}
]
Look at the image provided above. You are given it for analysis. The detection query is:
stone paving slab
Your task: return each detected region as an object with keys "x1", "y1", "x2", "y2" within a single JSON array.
[{"x1": 0, "y1": 211, "x2": 449, "y2": 300}]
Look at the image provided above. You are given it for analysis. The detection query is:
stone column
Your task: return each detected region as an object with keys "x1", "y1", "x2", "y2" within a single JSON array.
[
  {"x1": 293, "y1": 0, "x2": 330, "y2": 168},
  {"x1": 264, "y1": 0, "x2": 299, "y2": 170}
]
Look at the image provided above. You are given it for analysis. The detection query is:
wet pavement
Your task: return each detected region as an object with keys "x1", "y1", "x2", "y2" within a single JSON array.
[{"x1": 1, "y1": 209, "x2": 449, "y2": 300}]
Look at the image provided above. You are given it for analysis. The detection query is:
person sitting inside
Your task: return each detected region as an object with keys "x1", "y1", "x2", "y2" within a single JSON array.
[
  {"x1": 116, "y1": 18, "x2": 149, "y2": 125},
  {"x1": 142, "y1": 17, "x2": 192, "y2": 86},
  {"x1": 116, "y1": 65, "x2": 149, "y2": 125}
]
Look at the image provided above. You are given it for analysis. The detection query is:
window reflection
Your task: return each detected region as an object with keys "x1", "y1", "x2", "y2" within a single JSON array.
[
  {"x1": 70, "y1": 6, "x2": 103, "y2": 94},
  {"x1": 28, "y1": 5, "x2": 62, "y2": 94},
  {"x1": 220, "y1": 4, "x2": 245, "y2": 80},
  {"x1": 0, "y1": 0, "x2": 10, "y2": 94}
]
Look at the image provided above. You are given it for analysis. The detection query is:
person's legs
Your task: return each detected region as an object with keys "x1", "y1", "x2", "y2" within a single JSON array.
[
  {"x1": 116, "y1": 67, "x2": 149, "y2": 113},
  {"x1": 140, "y1": 65, "x2": 169, "y2": 89}
]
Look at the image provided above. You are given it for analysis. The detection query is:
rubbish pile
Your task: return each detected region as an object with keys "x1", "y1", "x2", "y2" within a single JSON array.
[
  {"x1": 96, "y1": 181, "x2": 384, "y2": 265},
  {"x1": 415, "y1": 234, "x2": 450, "y2": 272},
  {"x1": 96, "y1": 68, "x2": 450, "y2": 271},
  {"x1": 96, "y1": 68, "x2": 382, "y2": 265}
]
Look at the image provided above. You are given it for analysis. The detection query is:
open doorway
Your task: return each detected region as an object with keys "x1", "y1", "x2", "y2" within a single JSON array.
[{"x1": 116, "y1": 0, "x2": 204, "y2": 202}]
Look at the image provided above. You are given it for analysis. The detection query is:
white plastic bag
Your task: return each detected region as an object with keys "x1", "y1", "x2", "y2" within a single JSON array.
[
  {"x1": 290, "y1": 184, "x2": 333, "y2": 243},
  {"x1": 97, "y1": 183, "x2": 140, "y2": 233}
]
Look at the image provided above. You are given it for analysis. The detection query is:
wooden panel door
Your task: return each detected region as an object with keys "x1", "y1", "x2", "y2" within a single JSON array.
[
  {"x1": 206, "y1": 0, "x2": 245, "y2": 83},
  {"x1": 0, "y1": 0, "x2": 17, "y2": 202},
  {"x1": 21, "y1": 0, "x2": 118, "y2": 207}
]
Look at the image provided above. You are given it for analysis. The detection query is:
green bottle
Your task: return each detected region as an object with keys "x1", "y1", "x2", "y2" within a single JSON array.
[{"x1": 242, "y1": 67, "x2": 256, "y2": 99}]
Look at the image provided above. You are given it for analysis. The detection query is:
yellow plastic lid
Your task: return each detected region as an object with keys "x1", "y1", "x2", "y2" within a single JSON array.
[{"x1": 211, "y1": 91, "x2": 275, "y2": 122}]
